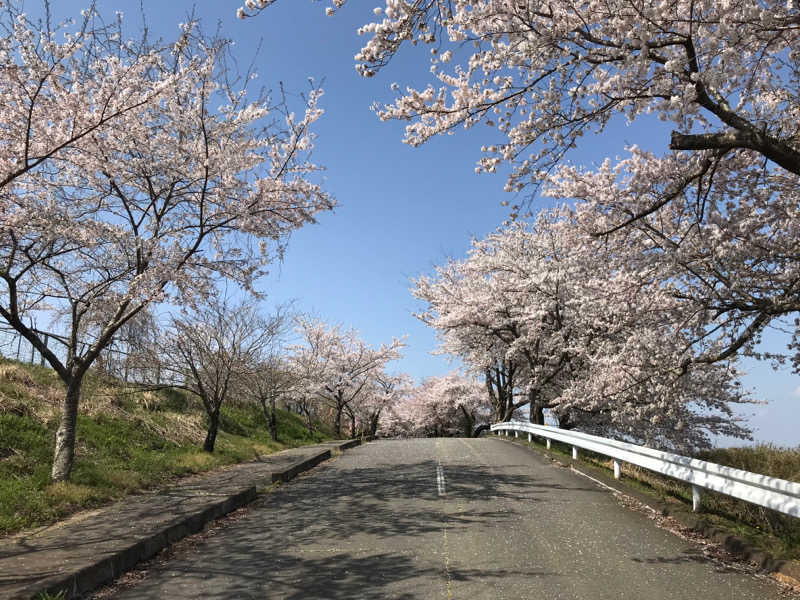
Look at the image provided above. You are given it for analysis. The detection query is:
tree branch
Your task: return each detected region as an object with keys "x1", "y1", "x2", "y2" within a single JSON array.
[{"x1": 670, "y1": 131, "x2": 800, "y2": 175}]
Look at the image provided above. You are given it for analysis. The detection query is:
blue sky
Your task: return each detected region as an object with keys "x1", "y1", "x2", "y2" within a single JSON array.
[{"x1": 35, "y1": 1, "x2": 798, "y2": 446}]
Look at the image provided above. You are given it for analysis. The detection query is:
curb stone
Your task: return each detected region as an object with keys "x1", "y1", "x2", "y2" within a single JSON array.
[
  {"x1": 271, "y1": 449, "x2": 331, "y2": 483},
  {"x1": 27, "y1": 487, "x2": 258, "y2": 600},
  {"x1": 333, "y1": 439, "x2": 362, "y2": 451},
  {"x1": 318, "y1": 439, "x2": 362, "y2": 451}
]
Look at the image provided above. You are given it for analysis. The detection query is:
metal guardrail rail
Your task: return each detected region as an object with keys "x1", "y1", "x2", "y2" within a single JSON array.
[{"x1": 491, "y1": 420, "x2": 800, "y2": 517}]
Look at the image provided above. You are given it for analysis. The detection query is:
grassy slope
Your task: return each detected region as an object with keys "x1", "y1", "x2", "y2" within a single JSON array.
[
  {"x1": 0, "y1": 360, "x2": 332, "y2": 538},
  {"x1": 514, "y1": 436, "x2": 800, "y2": 560}
]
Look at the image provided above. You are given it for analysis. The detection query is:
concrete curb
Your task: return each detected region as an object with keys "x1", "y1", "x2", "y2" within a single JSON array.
[
  {"x1": 267, "y1": 439, "x2": 366, "y2": 484},
  {"x1": 26, "y1": 487, "x2": 258, "y2": 600},
  {"x1": 271, "y1": 449, "x2": 331, "y2": 483},
  {"x1": 7, "y1": 441, "x2": 360, "y2": 600},
  {"x1": 330, "y1": 439, "x2": 362, "y2": 451},
  {"x1": 493, "y1": 435, "x2": 800, "y2": 586},
  {"x1": 320, "y1": 438, "x2": 372, "y2": 452}
]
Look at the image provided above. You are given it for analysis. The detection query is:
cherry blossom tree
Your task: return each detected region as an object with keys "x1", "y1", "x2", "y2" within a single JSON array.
[
  {"x1": 438, "y1": 371, "x2": 491, "y2": 437},
  {"x1": 376, "y1": 386, "x2": 424, "y2": 438},
  {"x1": 414, "y1": 207, "x2": 754, "y2": 450},
  {"x1": 0, "y1": 13, "x2": 333, "y2": 480},
  {"x1": 245, "y1": 1, "x2": 799, "y2": 199},
  {"x1": 384, "y1": 372, "x2": 489, "y2": 437},
  {"x1": 413, "y1": 249, "x2": 550, "y2": 424},
  {"x1": 288, "y1": 317, "x2": 405, "y2": 437},
  {"x1": 346, "y1": 372, "x2": 412, "y2": 438},
  {"x1": 545, "y1": 152, "x2": 800, "y2": 378},
  {"x1": 159, "y1": 297, "x2": 288, "y2": 452},
  {"x1": 250, "y1": 355, "x2": 296, "y2": 442},
  {"x1": 245, "y1": 303, "x2": 295, "y2": 441},
  {"x1": 242, "y1": 0, "x2": 800, "y2": 377},
  {"x1": 378, "y1": 384, "x2": 419, "y2": 438}
]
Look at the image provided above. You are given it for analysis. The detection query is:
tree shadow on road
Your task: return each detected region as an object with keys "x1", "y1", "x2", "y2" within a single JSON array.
[
  {"x1": 258, "y1": 451, "x2": 594, "y2": 541},
  {"x1": 120, "y1": 547, "x2": 559, "y2": 600},
  {"x1": 111, "y1": 439, "x2": 570, "y2": 598}
]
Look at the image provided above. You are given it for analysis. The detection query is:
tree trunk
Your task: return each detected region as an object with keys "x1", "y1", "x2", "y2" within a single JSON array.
[
  {"x1": 528, "y1": 388, "x2": 544, "y2": 425},
  {"x1": 559, "y1": 412, "x2": 574, "y2": 430},
  {"x1": 301, "y1": 406, "x2": 314, "y2": 433},
  {"x1": 51, "y1": 379, "x2": 82, "y2": 482},
  {"x1": 459, "y1": 404, "x2": 475, "y2": 438},
  {"x1": 334, "y1": 405, "x2": 342, "y2": 437},
  {"x1": 369, "y1": 412, "x2": 380, "y2": 438},
  {"x1": 269, "y1": 397, "x2": 278, "y2": 442},
  {"x1": 203, "y1": 409, "x2": 220, "y2": 452},
  {"x1": 349, "y1": 412, "x2": 356, "y2": 438},
  {"x1": 485, "y1": 367, "x2": 500, "y2": 421},
  {"x1": 260, "y1": 396, "x2": 279, "y2": 441}
]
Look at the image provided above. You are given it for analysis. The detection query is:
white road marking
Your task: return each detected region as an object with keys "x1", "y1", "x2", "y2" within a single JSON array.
[
  {"x1": 436, "y1": 464, "x2": 446, "y2": 496},
  {"x1": 570, "y1": 465, "x2": 658, "y2": 515},
  {"x1": 569, "y1": 465, "x2": 619, "y2": 493}
]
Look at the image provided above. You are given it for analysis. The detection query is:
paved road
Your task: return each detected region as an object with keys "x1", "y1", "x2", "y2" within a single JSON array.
[{"x1": 114, "y1": 438, "x2": 788, "y2": 599}]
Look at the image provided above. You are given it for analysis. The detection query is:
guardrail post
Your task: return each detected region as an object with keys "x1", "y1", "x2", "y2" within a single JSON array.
[
  {"x1": 546, "y1": 439, "x2": 551, "y2": 450},
  {"x1": 692, "y1": 485, "x2": 702, "y2": 512},
  {"x1": 528, "y1": 433, "x2": 532, "y2": 442},
  {"x1": 613, "y1": 460, "x2": 621, "y2": 480},
  {"x1": 514, "y1": 431, "x2": 518, "y2": 438},
  {"x1": 572, "y1": 446, "x2": 578, "y2": 460}
]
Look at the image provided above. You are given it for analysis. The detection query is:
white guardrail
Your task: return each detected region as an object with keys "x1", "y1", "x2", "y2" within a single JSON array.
[{"x1": 491, "y1": 420, "x2": 800, "y2": 517}]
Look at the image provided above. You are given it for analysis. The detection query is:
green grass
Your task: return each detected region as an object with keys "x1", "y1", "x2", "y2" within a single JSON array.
[
  {"x1": 503, "y1": 434, "x2": 800, "y2": 560},
  {"x1": 0, "y1": 360, "x2": 333, "y2": 537},
  {"x1": 34, "y1": 591, "x2": 66, "y2": 600},
  {"x1": 692, "y1": 445, "x2": 800, "y2": 558}
]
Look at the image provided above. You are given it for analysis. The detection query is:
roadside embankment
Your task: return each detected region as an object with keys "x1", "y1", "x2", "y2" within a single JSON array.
[{"x1": 0, "y1": 439, "x2": 362, "y2": 600}]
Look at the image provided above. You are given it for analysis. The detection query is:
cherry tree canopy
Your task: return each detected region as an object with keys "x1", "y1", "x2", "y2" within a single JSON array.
[
  {"x1": 241, "y1": 0, "x2": 800, "y2": 373},
  {"x1": 288, "y1": 317, "x2": 405, "y2": 436},
  {"x1": 241, "y1": 1, "x2": 799, "y2": 185},
  {"x1": 546, "y1": 151, "x2": 800, "y2": 374},
  {"x1": 159, "y1": 297, "x2": 285, "y2": 453},
  {"x1": 414, "y1": 207, "x2": 754, "y2": 450},
  {"x1": 347, "y1": 372, "x2": 413, "y2": 438},
  {"x1": 0, "y1": 6, "x2": 167, "y2": 193},
  {"x1": 381, "y1": 371, "x2": 489, "y2": 437}
]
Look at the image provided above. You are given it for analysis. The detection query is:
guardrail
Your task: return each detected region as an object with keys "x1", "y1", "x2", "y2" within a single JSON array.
[{"x1": 491, "y1": 420, "x2": 800, "y2": 517}]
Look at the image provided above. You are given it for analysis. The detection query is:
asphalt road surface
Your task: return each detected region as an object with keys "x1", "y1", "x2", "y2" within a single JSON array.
[{"x1": 114, "y1": 438, "x2": 790, "y2": 599}]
